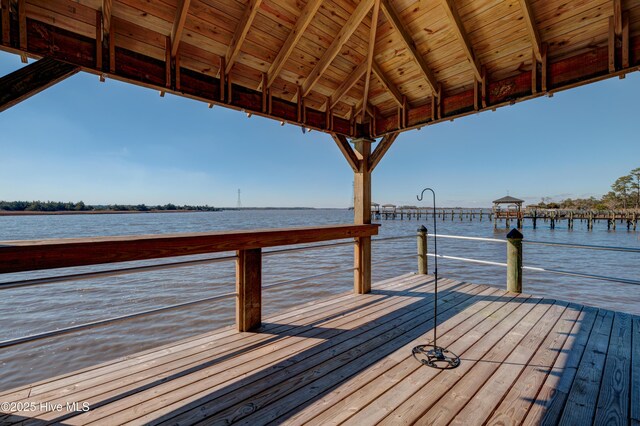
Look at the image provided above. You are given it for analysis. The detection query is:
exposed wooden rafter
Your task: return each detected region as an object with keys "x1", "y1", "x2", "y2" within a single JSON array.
[
  {"x1": 518, "y1": 0, "x2": 542, "y2": 62},
  {"x1": 441, "y1": 0, "x2": 481, "y2": 81},
  {"x1": 372, "y1": 61, "x2": 403, "y2": 106},
  {"x1": 170, "y1": 0, "x2": 191, "y2": 58},
  {"x1": 266, "y1": 0, "x2": 322, "y2": 89},
  {"x1": 101, "y1": 0, "x2": 112, "y2": 40},
  {"x1": 380, "y1": 0, "x2": 440, "y2": 97},
  {"x1": 225, "y1": 0, "x2": 263, "y2": 75},
  {"x1": 0, "y1": 58, "x2": 79, "y2": 112},
  {"x1": 361, "y1": 0, "x2": 380, "y2": 121},
  {"x1": 369, "y1": 132, "x2": 398, "y2": 171},
  {"x1": 331, "y1": 133, "x2": 361, "y2": 172},
  {"x1": 301, "y1": 0, "x2": 374, "y2": 97},
  {"x1": 330, "y1": 61, "x2": 367, "y2": 110}
]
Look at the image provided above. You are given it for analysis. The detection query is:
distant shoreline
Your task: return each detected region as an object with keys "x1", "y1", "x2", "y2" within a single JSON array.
[{"x1": 0, "y1": 207, "x2": 322, "y2": 216}]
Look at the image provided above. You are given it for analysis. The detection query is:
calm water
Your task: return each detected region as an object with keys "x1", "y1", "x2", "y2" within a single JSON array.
[{"x1": 0, "y1": 209, "x2": 638, "y2": 391}]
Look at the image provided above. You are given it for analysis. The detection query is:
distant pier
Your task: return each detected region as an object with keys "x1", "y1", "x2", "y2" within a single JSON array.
[{"x1": 371, "y1": 204, "x2": 639, "y2": 230}]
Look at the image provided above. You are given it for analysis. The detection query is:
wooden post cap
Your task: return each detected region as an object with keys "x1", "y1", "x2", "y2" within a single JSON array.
[
  {"x1": 506, "y1": 228, "x2": 523, "y2": 239},
  {"x1": 417, "y1": 225, "x2": 427, "y2": 233}
]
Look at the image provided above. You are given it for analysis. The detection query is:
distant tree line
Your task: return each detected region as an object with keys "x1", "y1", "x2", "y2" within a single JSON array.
[
  {"x1": 0, "y1": 201, "x2": 220, "y2": 212},
  {"x1": 532, "y1": 167, "x2": 640, "y2": 210}
]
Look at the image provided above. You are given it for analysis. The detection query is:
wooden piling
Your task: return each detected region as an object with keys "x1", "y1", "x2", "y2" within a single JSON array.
[
  {"x1": 417, "y1": 225, "x2": 427, "y2": 275},
  {"x1": 506, "y1": 228, "x2": 523, "y2": 293}
]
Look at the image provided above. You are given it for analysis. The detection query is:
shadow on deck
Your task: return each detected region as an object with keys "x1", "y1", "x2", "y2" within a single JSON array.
[{"x1": 0, "y1": 273, "x2": 638, "y2": 425}]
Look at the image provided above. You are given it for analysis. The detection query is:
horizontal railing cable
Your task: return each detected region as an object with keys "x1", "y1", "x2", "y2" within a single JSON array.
[
  {"x1": 263, "y1": 240, "x2": 354, "y2": 256},
  {"x1": 426, "y1": 253, "x2": 508, "y2": 268},
  {"x1": 0, "y1": 255, "x2": 238, "y2": 291},
  {"x1": 263, "y1": 266, "x2": 356, "y2": 290},
  {"x1": 432, "y1": 234, "x2": 506, "y2": 243},
  {"x1": 523, "y1": 240, "x2": 640, "y2": 253},
  {"x1": 0, "y1": 291, "x2": 237, "y2": 349}
]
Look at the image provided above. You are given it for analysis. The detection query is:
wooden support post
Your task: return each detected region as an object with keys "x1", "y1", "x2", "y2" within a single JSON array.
[
  {"x1": 165, "y1": 36, "x2": 171, "y2": 89},
  {"x1": 531, "y1": 50, "x2": 538, "y2": 94},
  {"x1": 417, "y1": 225, "x2": 427, "y2": 275},
  {"x1": 96, "y1": 11, "x2": 103, "y2": 72},
  {"x1": 353, "y1": 137, "x2": 373, "y2": 294},
  {"x1": 219, "y1": 56, "x2": 225, "y2": 102},
  {"x1": 236, "y1": 248, "x2": 261, "y2": 332},
  {"x1": 541, "y1": 43, "x2": 548, "y2": 92},
  {"x1": 18, "y1": 0, "x2": 26, "y2": 62},
  {"x1": 109, "y1": 20, "x2": 115, "y2": 73},
  {"x1": 506, "y1": 229, "x2": 523, "y2": 293}
]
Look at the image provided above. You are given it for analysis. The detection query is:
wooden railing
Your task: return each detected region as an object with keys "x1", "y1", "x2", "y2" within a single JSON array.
[{"x1": 0, "y1": 224, "x2": 379, "y2": 332}]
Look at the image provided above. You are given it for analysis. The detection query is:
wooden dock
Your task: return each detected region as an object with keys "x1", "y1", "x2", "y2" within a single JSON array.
[{"x1": 1, "y1": 274, "x2": 638, "y2": 425}]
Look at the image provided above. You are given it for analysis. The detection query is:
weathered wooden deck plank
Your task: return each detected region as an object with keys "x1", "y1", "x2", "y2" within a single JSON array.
[
  {"x1": 465, "y1": 303, "x2": 583, "y2": 425},
  {"x1": 0, "y1": 274, "x2": 636, "y2": 426},
  {"x1": 523, "y1": 306, "x2": 599, "y2": 425},
  {"x1": 594, "y1": 311, "x2": 632, "y2": 426},
  {"x1": 558, "y1": 309, "x2": 615, "y2": 425}
]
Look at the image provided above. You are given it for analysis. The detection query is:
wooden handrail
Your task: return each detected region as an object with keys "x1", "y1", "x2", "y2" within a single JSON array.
[{"x1": 0, "y1": 224, "x2": 379, "y2": 274}]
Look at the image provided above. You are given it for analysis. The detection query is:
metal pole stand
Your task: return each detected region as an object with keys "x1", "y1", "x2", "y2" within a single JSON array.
[{"x1": 413, "y1": 187, "x2": 461, "y2": 370}]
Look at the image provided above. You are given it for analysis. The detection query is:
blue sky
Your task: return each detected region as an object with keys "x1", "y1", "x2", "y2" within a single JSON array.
[{"x1": 1, "y1": 50, "x2": 639, "y2": 208}]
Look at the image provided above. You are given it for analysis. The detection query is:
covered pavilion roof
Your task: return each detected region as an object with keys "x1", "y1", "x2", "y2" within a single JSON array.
[
  {"x1": 1, "y1": 0, "x2": 639, "y2": 140},
  {"x1": 493, "y1": 196, "x2": 524, "y2": 204}
]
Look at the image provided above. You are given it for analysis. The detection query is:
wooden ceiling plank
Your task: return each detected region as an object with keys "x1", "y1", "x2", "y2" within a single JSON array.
[
  {"x1": 369, "y1": 132, "x2": 398, "y2": 172},
  {"x1": 266, "y1": 0, "x2": 322, "y2": 89},
  {"x1": 331, "y1": 133, "x2": 360, "y2": 172},
  {"x1": 225, "y1": 0, "x2": 263, "y2": 75},
  {"x1": 171, "y1": 0, "x2": 192, "y2": 58},
  {"x1": 361, "y1": 0, "x2": 380, "y2": 121},
  {"x1": 371, "y1": 61, "x2": 402, "y2": 107},
  {"x1": 330, "y1": 61, "x2": 367, "y2": 110},
  {"x1": 441, "y1": 0, "x2": 481, "y2": 81},
  {"x1": 301, "y1": 0, "x2": 374, "y2": 98},
  {"x1": 380, "y1": 0, "x2": 439, "y2": 97},
  {"x1": 518, "y1": 0, "x2": 542, "y2": 62}
]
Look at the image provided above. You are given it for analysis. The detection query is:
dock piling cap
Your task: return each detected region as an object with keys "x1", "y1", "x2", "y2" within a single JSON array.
[
  {"x1": 506, "y1": 229, "x2": 523, "y2": 239},
  {"x1": 418, "y1": 225, "x2": 427, "y2": 233}
]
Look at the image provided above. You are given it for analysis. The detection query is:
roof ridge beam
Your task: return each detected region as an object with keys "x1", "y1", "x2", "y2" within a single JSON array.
[
  {"x1": 301, "y1": 0, "x2": 375, "y2": 98},
  {"x1": 361, "y1": 0, "x2": 380, "y2": 121},
  {"x1": 518, "y1": 0, "x2": 542, "y2": 62},
  {"x1": 266, "y1": 0, "x2": 322, "y2": 89},
  {"x1": 171, "y1": 0, "x2": 191, "y2": 57},
  {"x1": 380, "y1": 0, "x2": 439, "y2": 97},
  {"x1": 441, "y1": 0, "x2": 481, "y2": 81},
  {"x1": 225, "y1": 0, "x2": 263, "y2": 75}
]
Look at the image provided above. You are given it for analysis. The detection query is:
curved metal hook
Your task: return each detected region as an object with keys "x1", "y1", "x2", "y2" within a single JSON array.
[{"x1": 417, "y1": 187, "x2": 435, "y2": 202}]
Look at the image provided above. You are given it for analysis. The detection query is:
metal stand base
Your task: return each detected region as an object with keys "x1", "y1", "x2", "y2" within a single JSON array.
[{"x1": 412, "y1": 344, "x2": 460, "y2": 369}]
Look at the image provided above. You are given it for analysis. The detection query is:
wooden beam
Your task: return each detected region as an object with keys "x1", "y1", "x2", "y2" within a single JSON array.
[
  {"x1": 609, "y1": 16, "x2": 616, "y2": 73},
  {"x1": 225, "y1": 0, "x2": 262, "y2": 75},
  {"x1": 331, "y1": 133, "x2": 360, "y2": 173},
  {"x1": 372, "y1": 60, "x2": 402, "y2": 107},
  {"x1": 101, "y1": 0, "x2": 112, "y2": 39},
  {"x1": 0, "y1": 58, "x2": 79, "y2": 113},
  {"x1": 622, "y1": 12, "x2": 629, "y2": 69},
  {"x1": 96, "y1": 10, "x2": 103, "y2": 71},
  {"x1": 0, "y1": 224, "x2": 379, "y2": 274},
  {"x1": 380, "y1": 0, "x2": 439, "y2": 96},
  {"x1": 165, "y1": 36, "x2": 171, "y2": 88},
  {"x1": 236, "y1": 248, "x2": 261, "y2": 332},
  {"x1": 518, "y1": 0, "x2": 542, "y2": 62},
  {"x1": 302, "y1": 0, "x2": 374, "y2": 97},
  {"x1": 541, "y1": 42, "x2": 548, "y2": 92},
  {"x1": 266, "y1": 0, "x2": 321, "y2": 89},
  {"x1": 330, "y1": 61, "x2": 367, "y2": 110},
  {"x1": 353, "y1": 137, "x2": 373, "y2": 294},
  {"x1": 369, "y1": 132, "x2": 398, "y2": 172},
  {"x1": 361, "y1": 0, "x2": 380, "y2": 121},
  {"x1": 441, "y1": 0, "x2": 481, "y2": 81},
  {"x1": 1, "y1": 0, "x2": 9, "y2": 45},
  {"x1": 531, "y1": 50, "x2": 537, "y2": 93},
  {"x1": 614, "y1": 0, "x2": 622, "y2": 37},
  {"x1": 109, "y1": 20, "x2": 115, "y2": 73},
  {"x1": 17, "y1": 0, "x2": 26, "y2": 62},
  {"x1": 170, "y1": 0, "x2": 191, "y2": 58}
]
